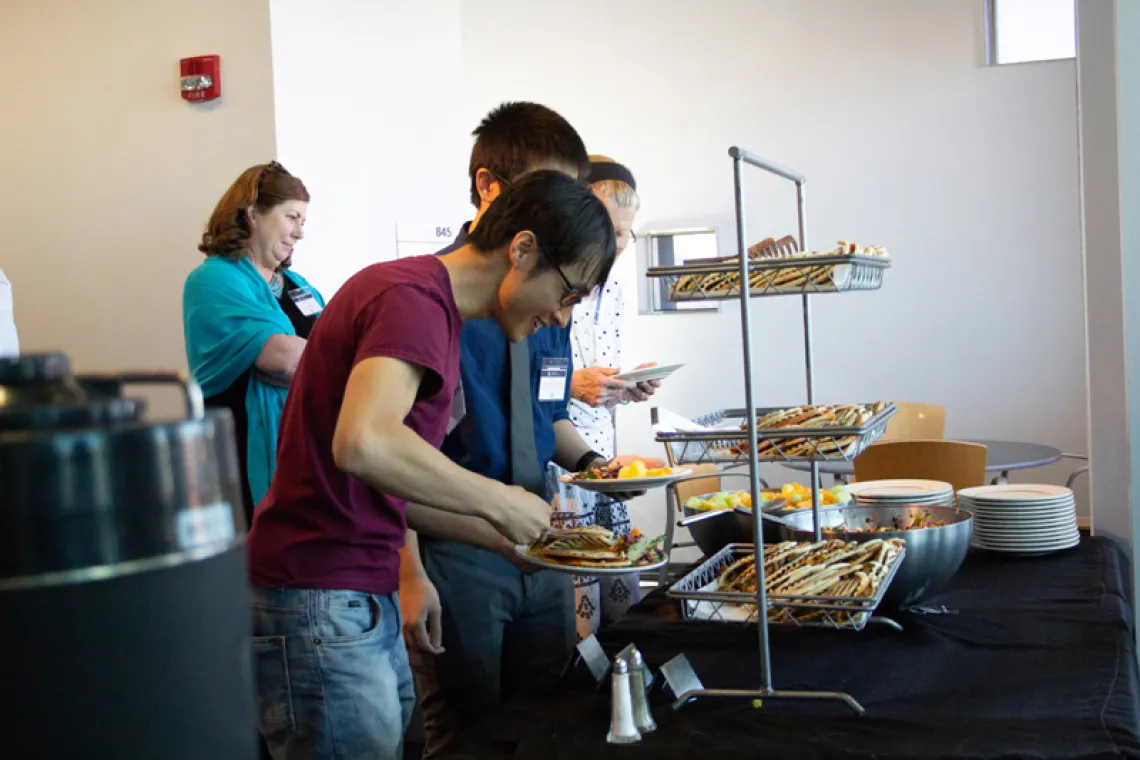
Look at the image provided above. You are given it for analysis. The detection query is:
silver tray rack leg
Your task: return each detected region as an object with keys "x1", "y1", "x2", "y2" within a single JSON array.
[{"x1": 673, "y1": 687, "x2": 865, "y2": 716}]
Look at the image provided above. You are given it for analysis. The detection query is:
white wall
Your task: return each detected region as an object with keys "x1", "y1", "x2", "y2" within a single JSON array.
[
  {"x1": 269, "y1": 0, "x2": 472, "y2": 298},
  {"x1": 0, "y1": 0, "x2": 277, "y2": 415},
  {"x1": 1077, "y1": 0, "x2": 1140, "y2": 580},
  {"x1": 460, "y1": 0, "x2": 1086, "y2": 553},
  {"x1": 271, "y1": 0, "x2": 1088, "y2": 558}
]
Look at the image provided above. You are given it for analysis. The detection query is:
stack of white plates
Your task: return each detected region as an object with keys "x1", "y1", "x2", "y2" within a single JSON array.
[
  {"x1": 845, "y1": 479, "x2": 956, "y2": 507},
  {"x1": 958, "y1": 484, "x2": 1080, "y2": 555}
]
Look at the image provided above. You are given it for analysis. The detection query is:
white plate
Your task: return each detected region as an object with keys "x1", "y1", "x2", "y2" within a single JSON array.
[
  {"x1": 969, "y1": 505, "x2": 1076, "y2": 518},
  {"x1": 973, "y1": 522, "x2": 1077, "y2": 533},
  {"x1": 966, "y1": 510, "x2": 1075, "y2": 521},
  {"x1": 512, "y1": 545, "x2": 668, "y2": 576},
  {"x1": 858, "y1": 498, "x2": 956, "y2": 505},
  {"x1": 971, "y1": 537, "x2": 1080, "y2": 555},
  {"x1": 560, "y1": 468, "x2": 692, "y2": 493},
  {"x1": 974, "y1": 525, "x2": 1079, "y2": 540},
  {"x1": 973, "y1": 520, "x2": 1078, "y2": 533},
  {"x1": 967, "y1": 505, "x2": 1076, "y2": 518},
  {"x1": 962, "y1": 496, "x2": 1075, "y2": 506},
  {"x1": 972, "y1": 530, "x2": 1080, "y2": 546},
  {"x1": 612, "y1": 363, "x2": 685, "y2": 384},
  {"x1": 961, "y1": 499, "x2": 1075, "y2": 513},
  {"x1": 855, "y1": 492, "x2": 954, "y2": 499},
  {"x1": 958, "y1": 484, "x2": 1072, "y2": 501},
  {"x1": 972, "y1": 544, "x2": 1079, "y2": 556},
  {"x1": 847, "y1": 479, "x2": 954, "y2": 498}
]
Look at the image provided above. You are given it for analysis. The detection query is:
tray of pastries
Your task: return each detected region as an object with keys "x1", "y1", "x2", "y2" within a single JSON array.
[
  {"x1": 655, "y1": 402, "x2": 896, "y2": 464},
  {"x1": 667, "y1": 538, "x2": 906, "y2": 629},
  {"x1": 653, "y1": 237, "x2": 890, "y2": 300}
]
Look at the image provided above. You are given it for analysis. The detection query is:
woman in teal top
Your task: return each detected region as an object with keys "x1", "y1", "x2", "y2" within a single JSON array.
[{"x1": 183, "y1": 161, "x2": 325, "y2": 528}]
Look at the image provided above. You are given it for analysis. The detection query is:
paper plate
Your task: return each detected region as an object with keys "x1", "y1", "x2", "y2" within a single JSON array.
[{"x1": 612, "y1": 363, "x2": 685, "y2": 384}]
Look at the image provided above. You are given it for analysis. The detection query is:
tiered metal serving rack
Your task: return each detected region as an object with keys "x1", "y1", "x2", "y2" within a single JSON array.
[{"x1": 647, "y1": 147, "x2": 897, "y2": 714}]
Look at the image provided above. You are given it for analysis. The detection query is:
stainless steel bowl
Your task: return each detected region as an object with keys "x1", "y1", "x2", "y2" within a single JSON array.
[
  {"x1": 680, "y1": 505, "x2": 771, "y2": 556},
  {"x1": 679, "y1": 493, "x2": 840, "y2": 556},
  {"x1": 768, "y1": 504, "x2": 973, "y2": 608}
]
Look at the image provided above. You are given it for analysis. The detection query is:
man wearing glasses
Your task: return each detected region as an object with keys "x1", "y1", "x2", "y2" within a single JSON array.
[{"x1": 403, "y1": 102, "x2": 656, "y2": 757}]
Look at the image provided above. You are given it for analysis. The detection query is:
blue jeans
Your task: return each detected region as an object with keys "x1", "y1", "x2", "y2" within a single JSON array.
[
  {"x1": 250, "y1": 587, "x2": 415, "y2": 760},
  {"x1": 410, "y1": 540, "x2": 575, "y2": 758}
]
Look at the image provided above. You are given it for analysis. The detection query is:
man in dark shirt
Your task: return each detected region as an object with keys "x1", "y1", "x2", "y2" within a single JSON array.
[
  {"x1": 403, "y1": 102, "x2": 657, "y2": 757},
  {"x1": 247, "y1": 170, "x2": 617, "y2": 760}
]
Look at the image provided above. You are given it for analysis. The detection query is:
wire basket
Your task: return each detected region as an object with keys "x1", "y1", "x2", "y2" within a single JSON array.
[
  {"x1": 647, "y1": 254, "x2": 890, "y2": 300},
  {"x1": 656, "y1": 403, "x2": 897, "y2": 465},
  {"x1": 667, "y1": 543, "x2": 906, "y2": 631}
]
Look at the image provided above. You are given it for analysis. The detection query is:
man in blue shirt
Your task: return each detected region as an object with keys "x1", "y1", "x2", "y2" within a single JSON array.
[{"x1": 403, "y1": 102, "x2": 654, "y2": 757}]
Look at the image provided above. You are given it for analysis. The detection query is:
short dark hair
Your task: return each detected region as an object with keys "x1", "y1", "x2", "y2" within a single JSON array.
[
  {"x1": 468, "y1": 102, "x2": 590, "y2": 208},
  {"x1": 469, "y1": 170, "x2": 616, "y2": 292}
]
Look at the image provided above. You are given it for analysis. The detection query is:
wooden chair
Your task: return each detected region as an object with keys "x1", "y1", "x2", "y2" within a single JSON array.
[
  {"x1": 878, "y1": 402, "x2": 946, "y2": 443},
  {"x1": 853, "y1": 440, "x2": 987, "y2": 495}
]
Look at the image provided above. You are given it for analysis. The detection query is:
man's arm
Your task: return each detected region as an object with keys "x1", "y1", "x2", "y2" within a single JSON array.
[
  {"x1": 405, "y1": 502, "x2": 506, "y2": 550},
  {"x1": 406, "y1": 504, "x2": 539, "y2": 573},
  {"x1": 399, "y1": 529, "x2": 444, "y2": 653},
  {"x1": 332, "y1": 356, "x2": 549, "y2": 544},
  {"x1": 552, "y1": 418, "x2": 606, "y2": 472}
]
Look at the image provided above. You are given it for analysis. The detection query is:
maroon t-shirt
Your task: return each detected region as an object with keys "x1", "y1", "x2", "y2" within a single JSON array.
[{"x1": 247, "y1": 256, "x2": 462, "y2": 596}]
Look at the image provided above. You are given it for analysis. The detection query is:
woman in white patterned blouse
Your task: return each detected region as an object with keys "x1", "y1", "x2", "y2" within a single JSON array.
[{"x1": 552, "y1": 155, "x2": 660, "y2": 638}]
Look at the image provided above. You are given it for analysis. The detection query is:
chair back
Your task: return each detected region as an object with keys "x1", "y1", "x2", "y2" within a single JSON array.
[
  {"x1": 853, "y1": 440, "x2": 987, "y2": 494},
  {"x1": 879, "y1": 402, "x2": 946, "y2": 443}
]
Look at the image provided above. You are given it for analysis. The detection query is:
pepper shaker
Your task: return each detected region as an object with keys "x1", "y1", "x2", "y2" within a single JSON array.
[
  {"x1": 607, "y1": 657, "x2": 641, "y2": 744},
  {"x1": 628, "y1": 648, "x2": 656, "y2": 733}
]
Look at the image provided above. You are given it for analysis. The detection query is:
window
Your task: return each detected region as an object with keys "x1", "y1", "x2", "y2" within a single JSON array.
[{"x1": 986, "y1": 0, "x2": 1076, "y2": 65}]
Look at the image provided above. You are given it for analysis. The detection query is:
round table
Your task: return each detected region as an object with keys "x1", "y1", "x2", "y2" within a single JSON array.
[{"x1": 782, "y1": 439, "x2": 1064, "y2": 485}]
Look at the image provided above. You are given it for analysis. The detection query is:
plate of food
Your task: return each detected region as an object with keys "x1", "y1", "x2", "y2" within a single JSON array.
[
  {"x1": 612, "y1": 363, "x2": 684, "y2": 384},
  {"x1": 559, "y1": 459, "x2": 691, "y2": 493},
  {"x1": 516, "y1": 527, "x2": 667, "y2": 576}
]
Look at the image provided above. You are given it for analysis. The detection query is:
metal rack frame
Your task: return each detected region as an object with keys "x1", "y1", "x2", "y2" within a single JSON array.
[{"x1": 647, "y1": 147, "x2": 894, "y2": 715}]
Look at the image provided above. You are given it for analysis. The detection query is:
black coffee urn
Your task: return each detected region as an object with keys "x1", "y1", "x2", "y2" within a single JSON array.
[{"x1": 0, "y1": 353, "x2": 256, "y2": 759}]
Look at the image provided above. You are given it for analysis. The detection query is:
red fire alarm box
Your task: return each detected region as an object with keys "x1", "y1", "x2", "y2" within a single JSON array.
[{"x1": 180, "y1": 55, "x2": 221, "y2": 102}]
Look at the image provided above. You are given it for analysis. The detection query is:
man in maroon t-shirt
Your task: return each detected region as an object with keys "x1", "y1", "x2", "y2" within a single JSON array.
[{"x1": 245, "y1": 170, "x2": 616, "y2": 760}]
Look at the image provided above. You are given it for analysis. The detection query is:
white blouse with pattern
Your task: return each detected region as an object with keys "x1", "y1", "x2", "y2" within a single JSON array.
[{"x1": 568, "y1": 279, "x2": 623, "y2": 459}]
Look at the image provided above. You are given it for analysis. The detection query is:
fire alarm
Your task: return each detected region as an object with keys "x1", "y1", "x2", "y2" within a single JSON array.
[{"x1": 180, "y1": 55, "x2": 221, "y2": 102}]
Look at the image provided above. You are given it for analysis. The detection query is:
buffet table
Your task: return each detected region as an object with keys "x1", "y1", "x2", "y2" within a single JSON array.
[{"x1": 439, "y1": 536, "x2": 1140, "y2": 759}]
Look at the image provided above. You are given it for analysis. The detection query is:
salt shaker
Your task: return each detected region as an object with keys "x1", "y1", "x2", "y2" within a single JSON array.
[
  {"x1": 628, "y1": 648, "x2": 656, "y2": 734},
  {"x1": 607, "y1": 657, "x2": 641, "y2": 744}
]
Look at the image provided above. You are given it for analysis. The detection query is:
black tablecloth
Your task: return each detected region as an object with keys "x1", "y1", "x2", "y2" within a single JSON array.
[{"x1": 441, "y1": 537, "x2": 1140, "y2": 760}]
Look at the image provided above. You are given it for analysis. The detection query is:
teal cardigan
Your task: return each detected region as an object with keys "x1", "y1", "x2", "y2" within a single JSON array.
[{"x1": 182, "y1": 256, "x2": 325, "y2": 509}]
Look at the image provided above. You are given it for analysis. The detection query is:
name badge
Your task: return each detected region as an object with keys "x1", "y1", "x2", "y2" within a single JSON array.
[
  {"x1": 537, "y1": 357, "x2": 569, "y2": 402},
  {"x1": 288, "y1": 287, "x2": 322, "y2": 317},
  {"x1": 448, "y1": 381, "x2": 467, "y2": 435}
]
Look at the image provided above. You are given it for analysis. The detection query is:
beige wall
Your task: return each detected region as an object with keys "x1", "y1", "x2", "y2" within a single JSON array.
[{"x1": 0, "y1": 0, "x2": 276, "y2": 405}]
